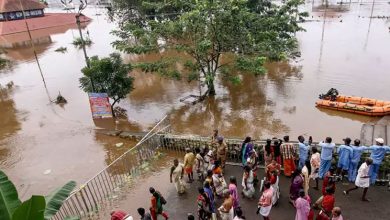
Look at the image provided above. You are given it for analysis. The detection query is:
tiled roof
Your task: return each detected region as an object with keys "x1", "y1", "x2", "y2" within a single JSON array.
[
  {"x1": 0, "y1": 0, "x2": 46, "y2": 13},
  {"x1": 0, "y1": 13, "x2": 91, "y2": 35}
]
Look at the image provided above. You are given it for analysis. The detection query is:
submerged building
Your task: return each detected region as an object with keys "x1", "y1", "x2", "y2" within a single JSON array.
[{"x1": 0, "y1": 0, "x2": 47, "y2": 21}]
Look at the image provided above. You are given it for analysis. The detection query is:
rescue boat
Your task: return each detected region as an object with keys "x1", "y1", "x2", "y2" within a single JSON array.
[{"x1": 315, "y1": 89, "x2": 390, "y2": 116}]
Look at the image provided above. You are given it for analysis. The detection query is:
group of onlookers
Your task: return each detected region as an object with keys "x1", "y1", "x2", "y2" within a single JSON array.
[{"x1": 110, "y1": 129, "x2": 390, "y2": 220}]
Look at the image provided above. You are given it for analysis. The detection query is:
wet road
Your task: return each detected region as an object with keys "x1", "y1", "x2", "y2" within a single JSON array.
[
  {"x1": 1, "y1": 1, "x2": 390, "y2": 200},
  {"x1": 104, "y1": 161, "x2": 390, "y2": 220}
]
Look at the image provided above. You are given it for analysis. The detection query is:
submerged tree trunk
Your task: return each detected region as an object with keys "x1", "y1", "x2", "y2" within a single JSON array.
[
  {"x1": 111, "y1": 98, "x2": 120, "y2": 118},
  {"x1": 111, "y1": 104, "x2": 116, "y2": 118},
  {"x1": 207, "y1": 80, "x2": 216, "y2": 96}
]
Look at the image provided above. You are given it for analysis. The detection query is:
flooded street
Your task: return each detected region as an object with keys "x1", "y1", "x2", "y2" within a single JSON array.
[{"x1": 1, "y1": 1, "x2": 390, "y2": 197}]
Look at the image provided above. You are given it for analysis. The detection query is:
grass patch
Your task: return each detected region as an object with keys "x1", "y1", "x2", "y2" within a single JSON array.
[{"x1": 72, "y1": 37, "x2": 93, "y2": 48}]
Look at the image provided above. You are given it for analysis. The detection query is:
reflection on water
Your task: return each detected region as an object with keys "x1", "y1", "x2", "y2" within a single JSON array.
[
  {"x1": 0, "y1": 86, "x2": 20, "y2": 139},
  {"x1": 0, "y1": 86, "x2": 21, "y2": 166},
  {"x1": 0, "y1": 23, "x2": 89, "y2": 61},
  {"x1": 311, "y1": 0, "x2": 350, "y2": 13}
]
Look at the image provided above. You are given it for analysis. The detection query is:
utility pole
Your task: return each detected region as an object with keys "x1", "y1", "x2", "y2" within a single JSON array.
[
  {"x1": 18, "y1": 0, "x2": 47, "y2": 88},
  {"x1": 76, "y1": 0, "x2": 95, "y2": 91}
]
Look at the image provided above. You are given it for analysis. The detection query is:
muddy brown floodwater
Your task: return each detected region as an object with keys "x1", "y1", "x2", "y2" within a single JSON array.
[{"x1": 0, "y1": 1, "x2": 390, "y2": 198}]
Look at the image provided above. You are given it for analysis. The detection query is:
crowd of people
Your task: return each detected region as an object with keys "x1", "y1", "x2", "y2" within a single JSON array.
[{"x1": 111, "y1": 129, "x2": 390, "y2": 220}]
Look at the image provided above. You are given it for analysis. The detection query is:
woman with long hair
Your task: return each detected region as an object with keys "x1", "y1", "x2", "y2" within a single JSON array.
[
  {"x1": 264, "y1": 139, "x2": 273, "y2": 167},
  {"x1": 228, "y1": 176, "x2": 239, "y2": 210},
  {"x1": 240, "y1": 136, "x2": 253, "y2": 166},
  {"x1": 302, "y1": 160, "x2": 311, "y2": 196},
  {"x1": 289, "y1": 168, "x2": 304, "y2": 203}
]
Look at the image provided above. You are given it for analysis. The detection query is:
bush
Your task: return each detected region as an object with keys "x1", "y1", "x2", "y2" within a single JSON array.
[{"x1": 72, "y1": 37, "x2": 92, "y2": 48}]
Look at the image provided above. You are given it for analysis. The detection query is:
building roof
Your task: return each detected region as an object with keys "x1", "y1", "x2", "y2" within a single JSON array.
[
  {"x1": 0, "y1": 0, "x2": 46, "y2": 13},
  {"x1": 0, "y1": 13, "x2": 91, "y2": 35}
]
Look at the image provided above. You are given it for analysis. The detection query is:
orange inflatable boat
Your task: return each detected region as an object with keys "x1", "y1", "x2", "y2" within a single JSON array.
[{"x1": 316, "y1": 95, "x2": 390, "y2": 116}]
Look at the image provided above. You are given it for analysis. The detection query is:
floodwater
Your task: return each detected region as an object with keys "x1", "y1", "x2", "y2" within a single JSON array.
[{"x1": 1, "y1": 1, "x2": 390, "y2": 198}]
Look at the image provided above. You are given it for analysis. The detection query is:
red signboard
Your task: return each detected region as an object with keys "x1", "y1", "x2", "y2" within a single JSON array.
[{"x1": 88, "y1": 93, "x2": 113, "y2": 118}]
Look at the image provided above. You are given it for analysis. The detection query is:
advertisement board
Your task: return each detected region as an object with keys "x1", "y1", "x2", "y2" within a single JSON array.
[{"x1": 88, "y1": 93, "x2": 113, "y2": 118}]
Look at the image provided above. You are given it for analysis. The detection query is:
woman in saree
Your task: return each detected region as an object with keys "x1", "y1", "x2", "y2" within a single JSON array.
[
  {"x1": 266, "y1": 159, "x2": 281, "y2": 181},
  {"x1": 242, "y1": 165, "x2": 255, "y2": 198},
  {"x1": 228, "y1": 176, "x2": 240, "y2": 210},
  {"x1": 289, "y1": 168, "x2": 304, "y2": 203},
  {"x1": 240, "y1": 137, "x2": 253, "y2": 166},
  {"x1": 310, "y1": 147, "x2": 321, "y2": 189},
  {"x1": 264, "y1": 139, "x2": 273, "y2": 168},
  {"x1": 213, "y1": 171, "x2": 227, "y2": 197},
  {"x1": 302, "y1": 160, "x2": 311, "y2": 196}
]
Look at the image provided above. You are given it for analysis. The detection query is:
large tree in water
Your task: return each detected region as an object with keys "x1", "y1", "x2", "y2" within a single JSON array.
[{"x1": 112, "y1": 0, "x2": 307, "y2": 97}]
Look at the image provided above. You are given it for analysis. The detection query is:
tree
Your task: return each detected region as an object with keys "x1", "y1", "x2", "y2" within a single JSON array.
[
  {"x1": 0, "y1": 170, "x2": 77, "y2": 220},
  {"x1": 111, "y1": 0, "x2": 307, "y2": 97},
  {"x1": 79, "y1": 53, "x2": 134, "y2": 117}
]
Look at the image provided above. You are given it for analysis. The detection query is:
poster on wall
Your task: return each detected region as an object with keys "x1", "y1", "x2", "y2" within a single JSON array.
[{"x1": 88, "y1": 93, "x2": 113, "y2": 119}]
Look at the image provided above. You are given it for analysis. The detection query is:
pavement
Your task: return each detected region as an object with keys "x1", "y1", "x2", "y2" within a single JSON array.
[{"x1": 104, "y1": 158, "x2": 390, "y2": 220}]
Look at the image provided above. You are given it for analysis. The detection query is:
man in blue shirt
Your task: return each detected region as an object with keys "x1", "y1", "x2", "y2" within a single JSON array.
[
  {"x1": 348, "y1": 139, "x2": 368, "y2": 182},
  {"x1": 319, "y1": 137, "x2": 336, "y2": 179},
  {"x1": 298, "y1": 135, "x2": 309, "y2": 169},
  {"x1": 337, "y1": 137, "x2": 353, "y2": 178},
  {"x1": 368, "y1": 138, "x2": 390, "y2": 184}
]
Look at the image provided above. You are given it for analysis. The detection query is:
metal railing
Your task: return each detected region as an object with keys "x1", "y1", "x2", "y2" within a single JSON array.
[
  {"x1": 52, "y1": 115, "x2": 170, "y2": 220},
  {"x1": 161, "y1": 134, "x2": 335, "y2": 160}
]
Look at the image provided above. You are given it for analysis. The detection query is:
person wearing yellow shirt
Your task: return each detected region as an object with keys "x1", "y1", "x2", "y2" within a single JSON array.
[{"x1": 184, "y1": 148, "x2": 196, "y2": 182}]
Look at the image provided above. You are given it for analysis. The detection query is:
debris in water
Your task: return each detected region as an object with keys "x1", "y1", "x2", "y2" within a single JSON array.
[
  {"x1": 43, "y1": 169, "x2": 51, "y2": 175},
  {"x1": 54, "y1": 47, "x2": 67, "y2": 53},
  {"x1": 55, "y1": 92, "x2": 67, "y2": 104},
  {"x1": 6, "y1": 81, "x2": 14, "y2": 89},
  {"x1": 114, "y1": 106, "x2": 127, "y2": 118},
  {"x1": 115, "y1": 142, "x2": 124, "y2": 148}
]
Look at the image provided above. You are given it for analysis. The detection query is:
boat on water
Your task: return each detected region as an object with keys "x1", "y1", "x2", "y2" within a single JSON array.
[{"x1": 315, "y1": 89, "x2": 390, "y2": 116}]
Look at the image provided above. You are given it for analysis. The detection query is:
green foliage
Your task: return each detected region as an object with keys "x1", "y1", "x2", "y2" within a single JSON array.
[
  {"x1": 79, "y1": 53, "x2": 134, "y2": 111},
  {"x1": 187, "y1": 72, "x2": 199, "y2": 82},
  {"x1": 0, "y1": 170, "x2": 77, "y2": 220},
  {"x1": 54, "y1": 47, "x2": 67, "y2": 53},
  {"x1": 64, "y1": 217, "x2": 80, "y2": 220},
  {"x1": 12, "y1": 196, "x2": 45, "y2": 220},
  {"x1": 0, "y1": 171, "x2": 21, "y2": 220},
  {"x1": 44, "y1": 181, "x2": 76, "y2": 220},
  {"x1": 72, "y1": 37, "x2": 92, "y2": 48},
  {"x1": 229, "y1": 76, "x2": 242, "y2": 85},
  {"x1": 134, "y1": 59, "x2": 171, "y2": 73},
  {"x1": 0, "y1": 57, "x2": 8, "y2": 69},
  {"x1": 134, "y1": 59, "x2": 182, "y2": 80},
  {"x1": 112, "y1": 0, "x2": 307, "y2": 96},
  {"x1": 235, "y1": 56, "x2": 267, "y2": 76}
]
